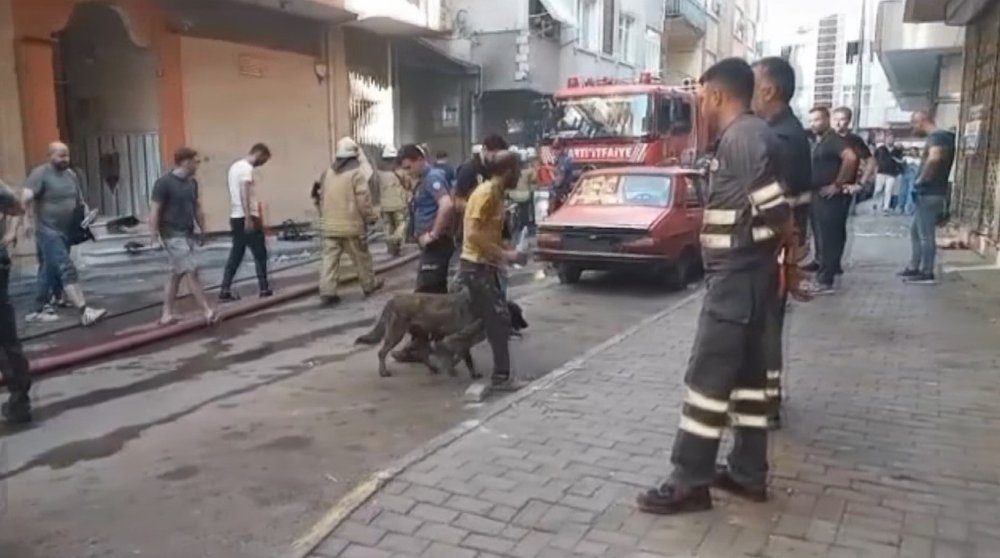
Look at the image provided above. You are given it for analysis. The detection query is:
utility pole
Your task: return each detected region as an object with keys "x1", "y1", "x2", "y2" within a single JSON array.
[{"x1": 853, "y1": 0, "x2": 866, "y2": 130}]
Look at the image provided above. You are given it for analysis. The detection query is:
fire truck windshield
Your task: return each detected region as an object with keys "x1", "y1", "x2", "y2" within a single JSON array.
[{"x1": 549, "y1": 94, "x2": 652, "y2": 139}]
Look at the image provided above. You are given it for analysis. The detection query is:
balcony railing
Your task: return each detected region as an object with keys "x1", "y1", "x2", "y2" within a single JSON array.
[{"x1": 665, "y1": 0, "x2": 708, "y2": 36}]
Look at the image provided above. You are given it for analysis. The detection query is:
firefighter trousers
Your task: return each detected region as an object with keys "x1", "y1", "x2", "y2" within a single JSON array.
[
  {"x1": 669, "y1": 263, "x2": 778, "y2": 489},
  {"x1": 763, "y1": 285, "x2": 786, "y2": 420}
]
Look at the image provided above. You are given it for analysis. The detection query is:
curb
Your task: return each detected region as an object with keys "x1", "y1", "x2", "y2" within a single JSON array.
[
  {"x1": 20, "y1": 251, "x2": 420, "y2": 378},
  {"x1": 289, "y1": 287, "x2": 706, "y2": 558}
]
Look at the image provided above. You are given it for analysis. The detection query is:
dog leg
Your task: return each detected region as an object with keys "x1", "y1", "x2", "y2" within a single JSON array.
[{"x1": 378, "y1": 315, "x2": 409, "y2": 378}]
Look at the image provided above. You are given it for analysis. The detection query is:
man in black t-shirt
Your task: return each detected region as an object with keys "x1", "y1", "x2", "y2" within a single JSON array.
[
  {"x1": 873, "y1": 143, "x2": 902, "y2": 214},
  {"x1": 898, "y1": 111, "x2": 956, "y2": 285},
  {"x1": 806, "y1": 106, "x2": 859, "y2": 294}
]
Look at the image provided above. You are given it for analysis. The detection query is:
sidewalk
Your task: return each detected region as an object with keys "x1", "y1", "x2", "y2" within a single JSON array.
[{"x1": 304, "y1": 216, "x2": 1000, "y2": 558}]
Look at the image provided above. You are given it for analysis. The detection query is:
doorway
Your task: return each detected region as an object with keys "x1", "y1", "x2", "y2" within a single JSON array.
[{"x1": 56, "y1": 2, "x2": 162, "y2": 220}]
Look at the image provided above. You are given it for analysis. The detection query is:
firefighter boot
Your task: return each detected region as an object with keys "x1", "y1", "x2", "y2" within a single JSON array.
[{"x1": 636, "y1": 483, "x2": 712, "y2": 515}]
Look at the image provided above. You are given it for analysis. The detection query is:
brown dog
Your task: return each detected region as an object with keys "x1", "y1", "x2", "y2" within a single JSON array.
[{"x1": 355, "y1": 288, "x2": 483, "y2": 379}]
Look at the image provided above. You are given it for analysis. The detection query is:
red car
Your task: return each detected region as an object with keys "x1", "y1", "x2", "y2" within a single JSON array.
[{"x1": 536, "y1": 166, "x2": 705, "y2": 288}]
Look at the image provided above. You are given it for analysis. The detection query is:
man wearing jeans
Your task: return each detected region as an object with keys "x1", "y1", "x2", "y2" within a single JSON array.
[
  {"x1": 220, "y1": 143, "x2": 272, "y2": 301},
  {"x1": 23, "y1": 142, "x2": 106, "y2": 326},
  {"x1": 899, "y1": 111, "x2": 956, "y2": 285},
  {"x1": 1, "y1": 176, "x2": 33, "y2": 424}
]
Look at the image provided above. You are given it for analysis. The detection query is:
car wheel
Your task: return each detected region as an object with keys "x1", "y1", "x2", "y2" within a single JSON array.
[
  {"x1": 556, "y1": 264, "x2": 582, "y2": 285},
  {"x1": 665, "y1": 249, "x2": 700, "y2": 290}
]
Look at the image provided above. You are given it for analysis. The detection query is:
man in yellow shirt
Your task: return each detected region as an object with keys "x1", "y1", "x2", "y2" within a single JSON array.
[{"x1": 443, "y1": 150, "x2": 526, "y2": 389}]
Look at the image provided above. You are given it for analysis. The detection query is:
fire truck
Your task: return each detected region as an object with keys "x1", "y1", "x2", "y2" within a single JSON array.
[
  {"x1": 532, "y1": 72, "x2": 705, "y2": 219},
  {"x1": 539, "y1": 72, "x2": 704, "y2": 172}
]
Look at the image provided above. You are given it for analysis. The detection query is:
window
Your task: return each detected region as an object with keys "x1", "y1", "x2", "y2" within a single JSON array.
[
  {"x1": 644, "y1": 28, "x2": 662, "y2": 74},
  {"x1": 549, "y1": 94, "x2": 653, "y2": 139},
  {"x1": 578, "y1": 0, "x2": 601, "y2": 51},
  {"x1": 658, "y1": 97, "x2": 693, "y2": 136},
  {"x1": 603, "y1": 0, "x2": 617, "y2": 55},
  {"x1": 569, "y1": 174, "x2": 673, "y2": 208},
  {"x1": 684, "y1": 176, "x2": 704, "y2": 208},
  {"x1": 846, "y1": 40, "x2": 860, "y2": 64},
  {"x1": 617, "y1": 13, "x2": 636, "y2": 64},
  {"x1": 863, "y1": 85, "x2": 872, "y2": 106},
  {"x1": 733, "y1": 6, "x2": 745, "y2": 40}
]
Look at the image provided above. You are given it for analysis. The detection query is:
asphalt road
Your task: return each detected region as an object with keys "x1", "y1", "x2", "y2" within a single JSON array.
[{"x1": 0, "y1": 261, "x2": 691, "y2": 558}]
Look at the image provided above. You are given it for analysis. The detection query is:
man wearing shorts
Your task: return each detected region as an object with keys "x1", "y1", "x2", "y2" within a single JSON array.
[{"x1": 150, "y1": 147, "x2": 217, "y2": 325}]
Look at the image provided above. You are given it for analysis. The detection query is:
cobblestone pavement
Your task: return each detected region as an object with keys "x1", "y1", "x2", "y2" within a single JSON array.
[{"x1": 307, "y1": 219, "x2": 1000, "y2": 558}]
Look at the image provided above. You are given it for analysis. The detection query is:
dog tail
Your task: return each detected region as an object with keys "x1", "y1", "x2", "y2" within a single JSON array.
[{"x1": 355, "y1": 301, "x2": 391, "y2": 345}]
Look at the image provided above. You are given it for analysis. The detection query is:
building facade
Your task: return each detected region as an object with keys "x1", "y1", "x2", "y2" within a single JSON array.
[
  {"x1": 763, "y1": 3, "x2": 909, "y2": 131},
  {"x1": 876, "y1": 0, "x2": 999, "y2": 255},
  {"x1": 0, "y1": 0, "x2": 457, "y2": 240},
  {"x1": 662, "y1": 0, "x2": 761, "y2": 84},
  {"x1": 438, "y1": 0, "x2": 665, "y2": 147}
]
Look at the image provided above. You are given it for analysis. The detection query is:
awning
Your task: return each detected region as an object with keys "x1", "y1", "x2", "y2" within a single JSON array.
[
  {"x1": 395, "y1": 38, "x2": 480, "y2": 76},
  {"x1": 945, "y1": 0, "x2": 996, "y2": 25},
  {"x1": 538, "y1": 0, "x2": 576, "y2": 26}
]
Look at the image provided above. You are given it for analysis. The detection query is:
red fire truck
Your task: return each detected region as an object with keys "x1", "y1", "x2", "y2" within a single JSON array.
[{"x1": 539, "y1": 73, "x2": 704, "y2": 171}]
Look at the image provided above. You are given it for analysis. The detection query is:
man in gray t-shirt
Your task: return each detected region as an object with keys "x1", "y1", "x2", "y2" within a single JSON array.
[
  {"x1": 150, "y1": 147, "x2": 217, "y2": 326},
  {"x1": 22, "y1": 142, "x2": 106, "y2": 326}
]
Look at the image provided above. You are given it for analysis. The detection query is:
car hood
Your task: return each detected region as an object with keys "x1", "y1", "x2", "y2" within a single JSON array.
[{"x1": 543, "y1": 205, "x2": 666, "y2": 230}]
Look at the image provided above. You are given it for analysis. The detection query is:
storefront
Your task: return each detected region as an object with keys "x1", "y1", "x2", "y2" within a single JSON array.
[{"x1": 953, "y1": 0, "x2": 1000, "y2": 254}]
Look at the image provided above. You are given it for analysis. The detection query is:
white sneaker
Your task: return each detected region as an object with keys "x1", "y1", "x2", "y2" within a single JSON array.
[
  {"x1": 26, "y1": 307, "x2": 60, "y2": 323},
  {"x1": 81, "y1": 306, "x2": 108, "y2": 327}
]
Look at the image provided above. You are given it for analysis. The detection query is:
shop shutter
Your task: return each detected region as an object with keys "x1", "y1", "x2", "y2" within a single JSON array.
[{"x1": 956, "y1": 1, "x2": 1000, "y2": 241}]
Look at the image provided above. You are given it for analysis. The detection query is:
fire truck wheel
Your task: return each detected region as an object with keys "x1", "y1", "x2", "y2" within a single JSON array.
[{"x1": 556, "y1": 264, "x2": 582, "y2": 285}]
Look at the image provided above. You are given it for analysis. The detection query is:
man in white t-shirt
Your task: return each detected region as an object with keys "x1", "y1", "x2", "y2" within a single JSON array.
[{"x1": 220, "y1": 143, "x2": 272, "y2": 301}]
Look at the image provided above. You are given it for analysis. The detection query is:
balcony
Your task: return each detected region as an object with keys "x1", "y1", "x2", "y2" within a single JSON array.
[
  {"x1": 876, "y1": 0, "x2": 964, "y2": 110},
  {"x1": 664, "y1": 0, "x2": 708, "y2": 50},
  {"x1": 344, "y1": 0, "x2": 444, "y2": 35},
  {"x1": 904, "y1": 0, "x2": 994, "y2": 25}
]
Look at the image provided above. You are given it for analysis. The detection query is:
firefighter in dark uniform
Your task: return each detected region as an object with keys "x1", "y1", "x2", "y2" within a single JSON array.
[
  {"x1": 392, "y1": 143, "x2": 455, "y2": 362},
  {"x1": 638, "y1": 58, "x2": 789, "y2": 515},
  {"x1": 751, "y1": 57, "x2": 814, "y2": 428}
]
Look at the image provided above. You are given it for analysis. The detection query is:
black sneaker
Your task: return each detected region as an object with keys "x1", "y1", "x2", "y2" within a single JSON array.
[
  {"x1": 801, "y1": 261, "x2": 820, "y2": 272},
  {"x1": 904, "y1": 272, "x2": 937, "y2": 285},
  {"x1": 897, "y1": 268, "x2": 920, "y2": 278},
  {"x1": 636, "y1": 483, "x2": 712, "y2": 515},
  {"x1": 2, "y1": 401, "x2": 33, "y2": 425},
  {"x1": 218, "y1": 291, "x2": 241, "y2": 303},
  {"x1": 320, "y1": 295, "x2": 341, "y2": 306},
  {"x1": 259, "y1": 289, "x2": 274, "y2": 298},
  {"x1": 712, "y1": 466, "x2": 768, "y2": 502}
]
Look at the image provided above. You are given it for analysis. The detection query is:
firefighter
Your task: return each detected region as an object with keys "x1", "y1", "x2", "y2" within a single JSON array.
[
  {"x1": 637, "y1": 58, "x2": 789, "y2": 515},
  {"x1": 751, "y1": 57, "x2": 814, "y2": 429},
  {"x1": 376, "y1": 146, "x2": 410, "y2": 257}
]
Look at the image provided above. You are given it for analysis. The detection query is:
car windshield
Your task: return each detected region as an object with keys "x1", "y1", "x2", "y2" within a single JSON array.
[
  {"x1": 549, "y1": 94, "x2": 652, "y2": 139},
  {"x1": 568, "y1": 174, "x2": 672, "y2": 207}
]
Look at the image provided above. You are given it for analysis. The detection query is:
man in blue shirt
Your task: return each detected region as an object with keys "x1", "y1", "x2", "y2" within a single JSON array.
[
  {"x1": 433, "y1": 150, "x2": 456, "y2": 188},
  {"x1": 898, "y1": 111, "x2": 956, "y2": 285},
  {"x1": 394, "y1": 144, "x2": 455, "y2": 362},
  {"x1": 550, "y1": 138, "x2": 575, "y2": 213}
]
